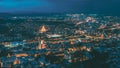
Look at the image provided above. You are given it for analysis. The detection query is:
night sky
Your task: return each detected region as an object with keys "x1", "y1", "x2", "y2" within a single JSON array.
[{"x1": 0, "y1": 0, "x2": 120, "y2": 14}]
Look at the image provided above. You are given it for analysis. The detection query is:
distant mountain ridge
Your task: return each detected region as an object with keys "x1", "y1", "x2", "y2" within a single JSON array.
[
  {"x1": 0, "y1": 12, "x2": 120, "y2": 16},
  {"x1": 0, "y1": 12, "x2": 66, "y2": 17}
]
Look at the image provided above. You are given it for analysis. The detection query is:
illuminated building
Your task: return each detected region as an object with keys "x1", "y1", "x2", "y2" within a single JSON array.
[
  {"x1": 39, "y1": 25, "x2": 48, "y2": 33},
  {"x1": 4, "y1": 42, "x2": 26, "y2": 48},
  {"x1": 15, "y1": 54, "x2": 28, "y2": 57},
  {"x1": 47, "y1": 34, "x2": 61, "y2": 38},
  {"x1": 13, "y1": 58, "x2": 20, "y2": 65},
  {"x1": 37, "y1": 25, "x2": 47, "y2": 50},
  {"x1": 86, "y1": 17, "x2": 92, "y2": 22},
  {"x1": 100, "y1": 34, "x2": 104, "y2": 39},
  {"x1": 37, "y1": 40, "x2": 46, "y2": 49},
  {"x1": 99, "y1": 24, "x2": 106, "y2": 29}
]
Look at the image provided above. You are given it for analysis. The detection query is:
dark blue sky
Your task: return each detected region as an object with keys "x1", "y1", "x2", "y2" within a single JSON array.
[{"x1": 0, "y1": 0, "x2": 120, "y2": 14}]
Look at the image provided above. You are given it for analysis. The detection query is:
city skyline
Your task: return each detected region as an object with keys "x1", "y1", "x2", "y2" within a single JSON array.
[{"x1": 0, "y1": 0, "x2": 120, "y2": 68}]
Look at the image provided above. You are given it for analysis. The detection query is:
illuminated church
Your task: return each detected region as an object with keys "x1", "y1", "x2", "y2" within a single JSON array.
[
  {"x1": 37, "y1": 25, "x2": 47, "y2": 50},
  {"x1": 13, "y1": 58, "x2": 20, "y2": 65}
]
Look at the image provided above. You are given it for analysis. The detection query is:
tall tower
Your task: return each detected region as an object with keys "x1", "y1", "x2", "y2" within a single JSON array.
[
  {"x1": 37, "y1": 25, "x2": 47, "y2": 50},
  {"x1": 37, "y1": 40, "x2": 46, "y2": 49}
]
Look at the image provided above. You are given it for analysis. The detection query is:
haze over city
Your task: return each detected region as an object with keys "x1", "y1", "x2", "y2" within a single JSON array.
[{"x1": 0, "y1": 0, "x2": 120, "y2": 15}]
